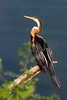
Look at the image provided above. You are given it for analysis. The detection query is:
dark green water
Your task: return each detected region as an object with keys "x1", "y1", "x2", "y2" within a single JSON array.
[{"x1": 0, "y1": 0, "x2": 67, "y2": 99}]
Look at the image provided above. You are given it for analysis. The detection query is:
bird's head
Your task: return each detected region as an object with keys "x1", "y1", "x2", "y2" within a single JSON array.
[{"x1": 24, "y1": 15, "x2": 42, "y2": 37}]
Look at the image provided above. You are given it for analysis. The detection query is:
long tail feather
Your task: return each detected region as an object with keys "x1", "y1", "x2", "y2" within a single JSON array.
[{"x1": 50, "y1": 73, "x2": 61, "y2": 88}]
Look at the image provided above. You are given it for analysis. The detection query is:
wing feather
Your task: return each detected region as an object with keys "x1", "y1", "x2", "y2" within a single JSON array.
[
  {"x1": 43, "y1": 40, "x2": 53, "y2": 63},
  {"x1": 37, "y1": 35, "x2": 53, "y2": 63},
  {"x1": 32, "y1": 42, "x2": 48, "y2": 71}
]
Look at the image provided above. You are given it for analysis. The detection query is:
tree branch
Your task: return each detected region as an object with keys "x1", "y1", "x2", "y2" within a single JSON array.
[
  {"x1": 9, "y1": 65, "x2": 40, "y2": 91},
  {"x1": 8, "y1": 60, "x2": 57, "y2": 92}
]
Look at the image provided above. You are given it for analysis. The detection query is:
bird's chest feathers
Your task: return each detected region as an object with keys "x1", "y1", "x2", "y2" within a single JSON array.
[
  {"x1": 33, "y1": 36, "x2": 44, "y2": 49},
  {"x1": 32, "y1": 41, "x2": 43, "y2": 54}
]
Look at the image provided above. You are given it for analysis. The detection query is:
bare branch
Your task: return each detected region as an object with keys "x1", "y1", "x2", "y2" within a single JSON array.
[
  {"x1": 8, "y1": 60, "x2": 57, "y2": 92},
  {"x1": 8, "y1": 65, "x2": 40, "y2": 91}
]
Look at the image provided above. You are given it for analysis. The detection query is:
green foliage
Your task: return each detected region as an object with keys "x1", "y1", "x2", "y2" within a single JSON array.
[
  {"x1": 17, "y1": 41, "x2": 34, "y2": 72},
  {"x1": 0, "y1": 42, "x2": 60, "y2": 100},
  {"x1": 0, "y1": 58, "x2": 5, "y2": 82},
  {"x1": 4, "y1": 71, "x2": 19, "y2": 78},
  {"x1": 0, "y1": 58, "x2": 3, "y2": 71},
  {"x1": 25, "y1": 93, "x2": 60, "y2": 100}
]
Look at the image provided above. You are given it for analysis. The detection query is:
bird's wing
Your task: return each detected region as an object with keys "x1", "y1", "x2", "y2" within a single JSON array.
[
  {"x1": 45, "y1": 44, "x2": 53, "y2": 62},
  {"x1": 36, "y1": 35, "x2": 53, "y2": 63},
  {"x1": 42, "y1": 41, "x2": 54, "y2": 73},
  {"x1": 42, "y1": 38, "x2": 53, "y2": 63},
  {"x1": 35, "y1": 50, "x2": 48, "y2": 72},
  {"x1": 32, "y1": 43, "x2": 48, "y2": 67},
  {"x1": 38, "y1": 51, "x2": 48, "y2": 66}
]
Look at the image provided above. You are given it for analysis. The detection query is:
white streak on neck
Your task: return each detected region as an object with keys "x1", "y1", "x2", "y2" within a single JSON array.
[{"x1": 34, "y1": 18, "x2": 40, "y2": 27}]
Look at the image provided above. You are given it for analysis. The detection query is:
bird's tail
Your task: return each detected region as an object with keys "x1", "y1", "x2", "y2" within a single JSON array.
[{"x1": 49, "y1": 72, "x2": 61, "y2": 88}]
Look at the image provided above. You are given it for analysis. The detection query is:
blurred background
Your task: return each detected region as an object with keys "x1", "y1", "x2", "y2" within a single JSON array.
[{"x1": 0, "y1": 0, "x2": 67, "y2": 100}]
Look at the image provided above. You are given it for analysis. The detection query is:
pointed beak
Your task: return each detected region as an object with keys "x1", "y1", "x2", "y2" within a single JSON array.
[{"x1": 24, "y1": 15, "x2": 35, "y2": 21}]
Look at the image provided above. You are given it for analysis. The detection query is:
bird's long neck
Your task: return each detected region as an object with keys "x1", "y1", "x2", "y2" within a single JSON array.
[
  {"x1": 36, "y1": 18, "x2": 42, "y2": 33},
  {"x1": 31, "y1": 18, "x2": 42, "y2": 37}
]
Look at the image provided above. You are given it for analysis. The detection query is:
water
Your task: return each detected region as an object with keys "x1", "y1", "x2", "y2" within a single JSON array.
[{"x1": 0, "y1": 0, "x2": 67, "y2": 99}]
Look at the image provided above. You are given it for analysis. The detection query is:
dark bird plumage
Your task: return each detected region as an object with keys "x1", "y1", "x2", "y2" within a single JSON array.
[{"x1": 24, "y1": 15, "x2": 61, "y2": 88}]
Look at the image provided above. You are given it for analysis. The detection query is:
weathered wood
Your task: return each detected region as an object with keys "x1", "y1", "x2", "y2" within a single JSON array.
[
  {"x1": 9, "y1": 65, "x2": 40, "y2": 91},
  {"x1": 9, "y1": 60, "x2": 57, "y2": 91}
]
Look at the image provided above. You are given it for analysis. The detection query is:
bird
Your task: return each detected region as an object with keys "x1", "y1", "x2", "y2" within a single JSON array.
[{"x1": 24, "y1": 15, "x2": 61, "y2": 88}]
